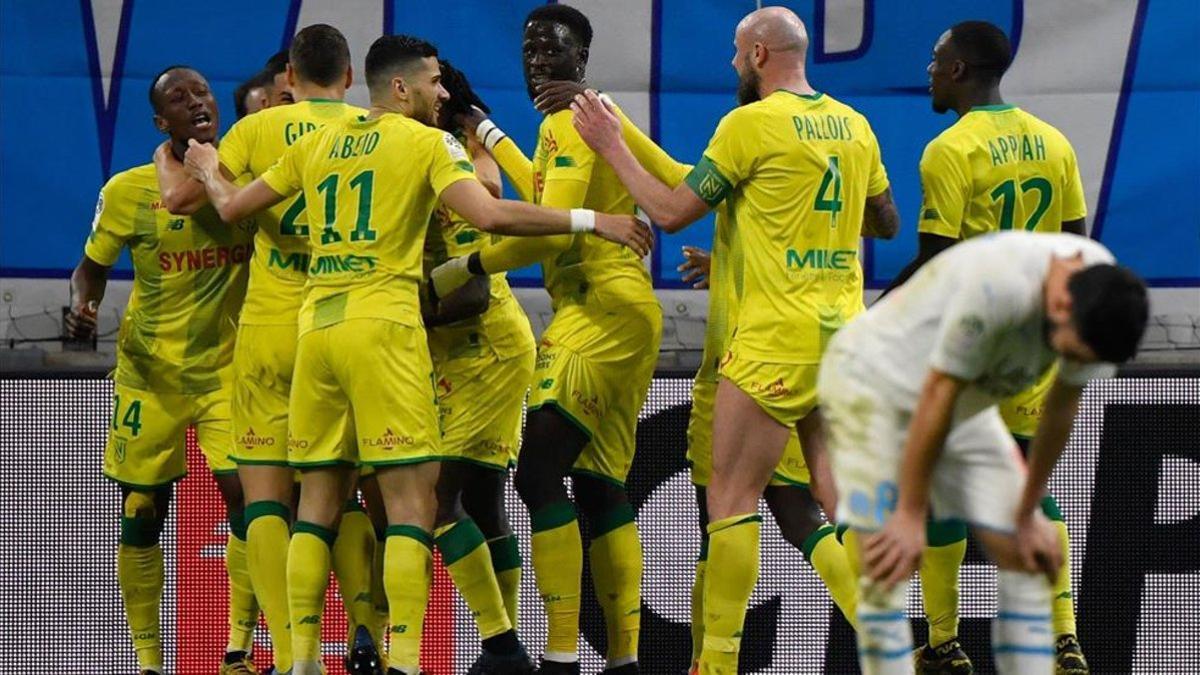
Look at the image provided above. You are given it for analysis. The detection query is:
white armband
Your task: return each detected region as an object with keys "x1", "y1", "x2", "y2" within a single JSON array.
[
  {"x1": 570, "y1": 209, "x2": 596, "y2": 233},
  {"x1": 475, "y1": 119, "x2": 506, "y2": 152}
]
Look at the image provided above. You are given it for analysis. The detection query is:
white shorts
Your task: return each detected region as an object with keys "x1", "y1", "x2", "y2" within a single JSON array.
[{"x1": 818, "y1": 338, "x2": 1028, "y2": 534}]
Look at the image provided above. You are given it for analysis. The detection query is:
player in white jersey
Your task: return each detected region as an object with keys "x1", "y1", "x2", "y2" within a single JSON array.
[{"x1": 818, "y1": 232, "x2": 1147, "y2": 675}]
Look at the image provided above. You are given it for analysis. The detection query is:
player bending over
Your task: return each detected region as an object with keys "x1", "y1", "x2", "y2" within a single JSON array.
[{"x1": 818, "y1": 232, "x2": 1146, "y2": 675}]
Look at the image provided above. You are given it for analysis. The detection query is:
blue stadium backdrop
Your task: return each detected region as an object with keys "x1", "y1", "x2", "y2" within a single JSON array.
[{"x1": 1, "y1": 0, "x2": 1197, "y2": 288}]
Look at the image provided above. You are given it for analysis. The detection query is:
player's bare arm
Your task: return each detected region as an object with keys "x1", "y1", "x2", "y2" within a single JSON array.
[
  {"x1": 153, "y1": 142, "x2": 207, "y2": 215},
  {"x1": 1062, "y1": 217, "x2": 1087, "y2": 237},
  {"x1": 183, "y1": 139, "x2": 287, "y2": 223},
  {"x1": 881, "y1": 232, "x2": 958, "y2": 296},
  {"x1": 423, "y1": 274, "x2": 491, "y2": 327},
  {"x1": 65, "y1": 255, "x2": 109, "y2": 340},
  {"x1": 862, "y1": 187, "x2": 901, "y2": 239},
  {"x1": 864, "y1": 368, "x2": 963, "y2": 586},
  {"x1": 571, "y1": 89, "x2": 709, "y2": 231},
  {"x1": 438, "y1": 178, "x2": 652, "y2": 253}
]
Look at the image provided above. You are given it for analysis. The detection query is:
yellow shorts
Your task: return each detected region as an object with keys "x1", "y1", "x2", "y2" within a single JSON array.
[
  {"x1": 436, "y1": 346, "x2": 536, "y2": 471},
  {"x1": 686, "y1": 377, "x2": 811, "y2": 487},
  {"x1": 718, "y1": 350, "x2": 820, "y2": 427},
  {"x1": 999, "y1": 364, "x2": 1057, "y2": 439},
  {"x1": 103, "y1": 381, "x2": 236, "y2": 489},
  {"x1": 230, "y1": 324, "x2": 297, "y2": 465},
  {"x1": 288, "y1": 319, "x2": 440, "y2": 469},
  {"x1": 527, "y1": 302, "x2": 662, "y2": 485}
]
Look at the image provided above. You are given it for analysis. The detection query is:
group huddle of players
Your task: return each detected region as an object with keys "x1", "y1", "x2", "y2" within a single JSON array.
[{"x1": 66, "y1": 4, "x2": 1149, "y2": 675}]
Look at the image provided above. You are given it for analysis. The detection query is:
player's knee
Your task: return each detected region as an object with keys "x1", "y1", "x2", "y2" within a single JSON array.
[
  {"x1": 214, "y1": 473, "x2": 245, "y2": 511},
  {"x1": 460, "y1": 483, "x2": 509, "y2": 538},
  {"x1": 434, "y1": 489, "x2": 466, "y2": 528},
  {"x1": 573, "y1": 474, "x2": 627, "y2": 521},
  {"x1": 765, "y1": 486, "x2": 824, "y2": 550},
  {"x1": 121, "y1": 490, "x2": 166, "y2": 548}
]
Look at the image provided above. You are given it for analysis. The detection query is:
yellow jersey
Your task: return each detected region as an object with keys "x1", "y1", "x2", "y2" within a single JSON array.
[
  {"x1": 696, "y1": 204, "x2": 745, "y2": 383},
  {"x1": 917, "y1": 104, "x2": 1086, "y2": 239},
  {"x1": 85, "y1": 163, "x2": 254, "y2": 393},
  {"x1": 423, "y1": 190, "x2": 534, "y2": 362},
  {"x1": 530, "y1": 109, "x2": 657, "y2": 310},
  {"x1": 218, "y1": 98, "x2": 367, "y2": 325},
  {"x1": 260, "y1": 113, "x2": 478, "y2": 336},
  {"x1": 686, "y1": 90, "x2": 890, "y2": 364}
]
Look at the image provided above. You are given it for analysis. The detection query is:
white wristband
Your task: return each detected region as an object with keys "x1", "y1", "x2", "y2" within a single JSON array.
[
  {"x1": 570, "y1": 209, "x2": 596, "y2": 233},
  {"x1": 475, "y1": 119, "x2": 506, "y2": 152}
]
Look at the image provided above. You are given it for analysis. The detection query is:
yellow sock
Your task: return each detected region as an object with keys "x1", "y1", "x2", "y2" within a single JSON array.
[
  {"x1": 801, "y1": 524, "x2": 858, "y2": 630},
  {"x1": 334, "y1": 504, "x2": 378, "y2": 648},
  {"x1": 371, "y1": 530, "x2": 389, "y2": 653},
  {"x1": 690, "y1": 542, "x2": 708, "y2": 667},
  {"x1": 245, "y1": 501, "x2": 293, "y2": 672},
  {"x1": 1043, "y1": 497, "x2": 1077, "y2": 636},
  {"x1": 530, "y1": 501, "x2": 583, "y2": 660},
  {"x1": 384, "y1": 525, "x2": 434, "y2": 672},
  {"x1": 436, "y1": 518, "x2": 511, "y2": 639},
  {"x1": 588, "y1": 504, "x2": 642, "y2": 666},
  {"x1": 921, "y1": 520, "x2": 968, "y2": 648},
  {"x1": 488, "y1": 534, "x2": 522, "y2": 630},
  {"x1": 288, "y1": 522, "x2": 335, "y2": 663},
  {"x1": 225, "y1": 530, "x2": 260, "y2": 652},
  {"x1": 118, "y1": 542, "x2": 164, "y2": 672},
  {"x1": 699, "y1": 513, "x2": 761, "y2": 674}
]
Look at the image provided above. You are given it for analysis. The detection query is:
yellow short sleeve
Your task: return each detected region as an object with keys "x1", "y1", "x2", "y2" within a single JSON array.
[
  {"x1": 429, "y1": 130, "x2": 480, "y2": 197},
  {"x1": 259, "y1": 136, "x2": 306, "y2": 197},
  {"x1": 83, "y1": 178, "x2": 134, "y2": 266},
  {"x1": 917, "y1": 139, "x2": 970, "y2": 238},
  {"x1": 543, "y1": 112, "x2": 596, "y2": 186},
  {"x1": 685, "y1": 108, "x2": 753, "y2": 207},
  {"x1": 1061, "y1": 146, "x2": 1087, "y2": 222},
  {"x1": 865, "y1": 123, "x2": 891, "y2": 198},
  {"x1": 218, "y1": 115, "x2": 254, "y2": 179}
]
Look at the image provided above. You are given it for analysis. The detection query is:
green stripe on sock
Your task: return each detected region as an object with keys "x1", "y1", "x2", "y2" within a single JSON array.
[
  {"x1": 488, "y1": 535, "x2": 522, "y2": 572},
  {"x1": 294, "y1": 520, "x2": 337, "y2": 548},
  {"x1": 590, "y1": 502, "x2": 635, "y2": 538},
  {"x1": 1040, "y1": 494, "x2": 1064, "y2": 522},
  {"x1": 530, "y1": 501, "x2": 578, "y2": 533},
  {"x1": 344, "y1": 498, "x2": 365, "y2": 513},
  {"x1": 435, "y1": 519, "x2": 486, "y2": 566},
  {"x1": 926, "y1": 519, "x2": 968, "y2": 546},
  {"x1": 245, "y1": 500, "x2": 290, "y2": 525},
  {"x1": 698, "y1": 533, "x2": 709, "y2": 561},
  {"x1": 706, "y1": 513, "x2": 762, "y2": 536},
  {"x1": 120, "y1": 516, "x2": 161, "y2": 547},
  {"x1": 386, "y1": 524, "x2": 434, "y2": 550},
  {"x1": 228, "y1": 508, "x2": 248, "y2": 541},
  {"x1": 800, "y1": 524, "x2": 835, "y2": 561}
]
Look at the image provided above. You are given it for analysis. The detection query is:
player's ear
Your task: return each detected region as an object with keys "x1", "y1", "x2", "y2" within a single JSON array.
[
  {"x1": 344, "y1": 65, "x2": 353, "y2": 89},
  {"x1": 392, "y1": 75, "x2": 408, "y2": 102},
  {"x1": 951, "y1": 58, "x2": 967, "y2": 82},
  {"x1": 152, "y1": 112, "x2": 169, "y2": 135},
  {"x1": 577, "y1": 46, "x2": 589, "y2": 71},
  {"x1": 286, "y1": 63, "x2": 297, "y2": 89}
]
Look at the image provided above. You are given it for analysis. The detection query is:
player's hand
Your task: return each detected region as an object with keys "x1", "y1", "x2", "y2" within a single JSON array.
[
  {"x1": 595, "y1": 213, "x2": 654, "y2": 257},
  {"x1": 570, "y1": 90, "x2": 624, "y2": 158},
  {"x1": 1014, "y1": 509, "x2": 1064, "y2": 584},
  {"x1": 456, "y1": 106, "x2": 490, "y2": 143},
  {"x1": 678, "y1": 246, "x2": 712, "y2": 288},
  {"x1": 429, "y1": 256, "x2": 474, "y2": 300},
  {"x1": 535, "y1": 80, "x2": 589, "y2": 114},
  {"x1": 183, "y1": 138, "x2": 219, "y2": 182},
  {"x1": 64, "y1": 300, "x2": 98, "y2": 341},
  {"x1": 863, "y1": 508, "x2": 926, "y2": 587}
]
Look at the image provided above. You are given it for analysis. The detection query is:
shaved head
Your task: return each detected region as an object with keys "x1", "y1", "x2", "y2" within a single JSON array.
[
  {"x1": 736, "y1": 6, "x2": 809, "y2": 56},
  {"x1": 731, "y1": 6, "x2": 810, "y2": 105}
]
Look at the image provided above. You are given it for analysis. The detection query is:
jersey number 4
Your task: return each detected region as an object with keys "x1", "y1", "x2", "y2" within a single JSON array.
[
  {"x1": 316, "y1": 170, "x2": 378, "y2": 244},
  {"x1": 814, "y1": 156, "x2": 843, "y2": 227},
  {"x1": 990, "y1": 176, "x2": 1053, "y2": 231}
]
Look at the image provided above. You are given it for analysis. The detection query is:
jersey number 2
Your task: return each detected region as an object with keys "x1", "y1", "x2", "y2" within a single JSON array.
[
  {"x1": 990, "y1": 177, "x2": 1053, "y2": 231},
  {"x1": 316, "y1": 171, "x2": 377, "y2": 244}
]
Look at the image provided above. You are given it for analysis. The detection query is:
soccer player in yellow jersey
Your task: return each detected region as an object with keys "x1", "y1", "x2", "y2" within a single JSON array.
[
  {"x1": 426, "y1": 7, "x2": 694, "y2": 672},
  {"x1": 571, "y1": 7, "x2": 900, "y2": 673},
  {"x1": 153, "y1": 25, "x2": 387, "y2": 674},
  {"x1": 885, "y1": 22, "x2": 1090, "y2": 675},
  {"x1": 183, "y1": 34, "x2": 650, "y2": 675},
  {"x1": 65, "y1": 66, "x2": 257, "y2": 675}
]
